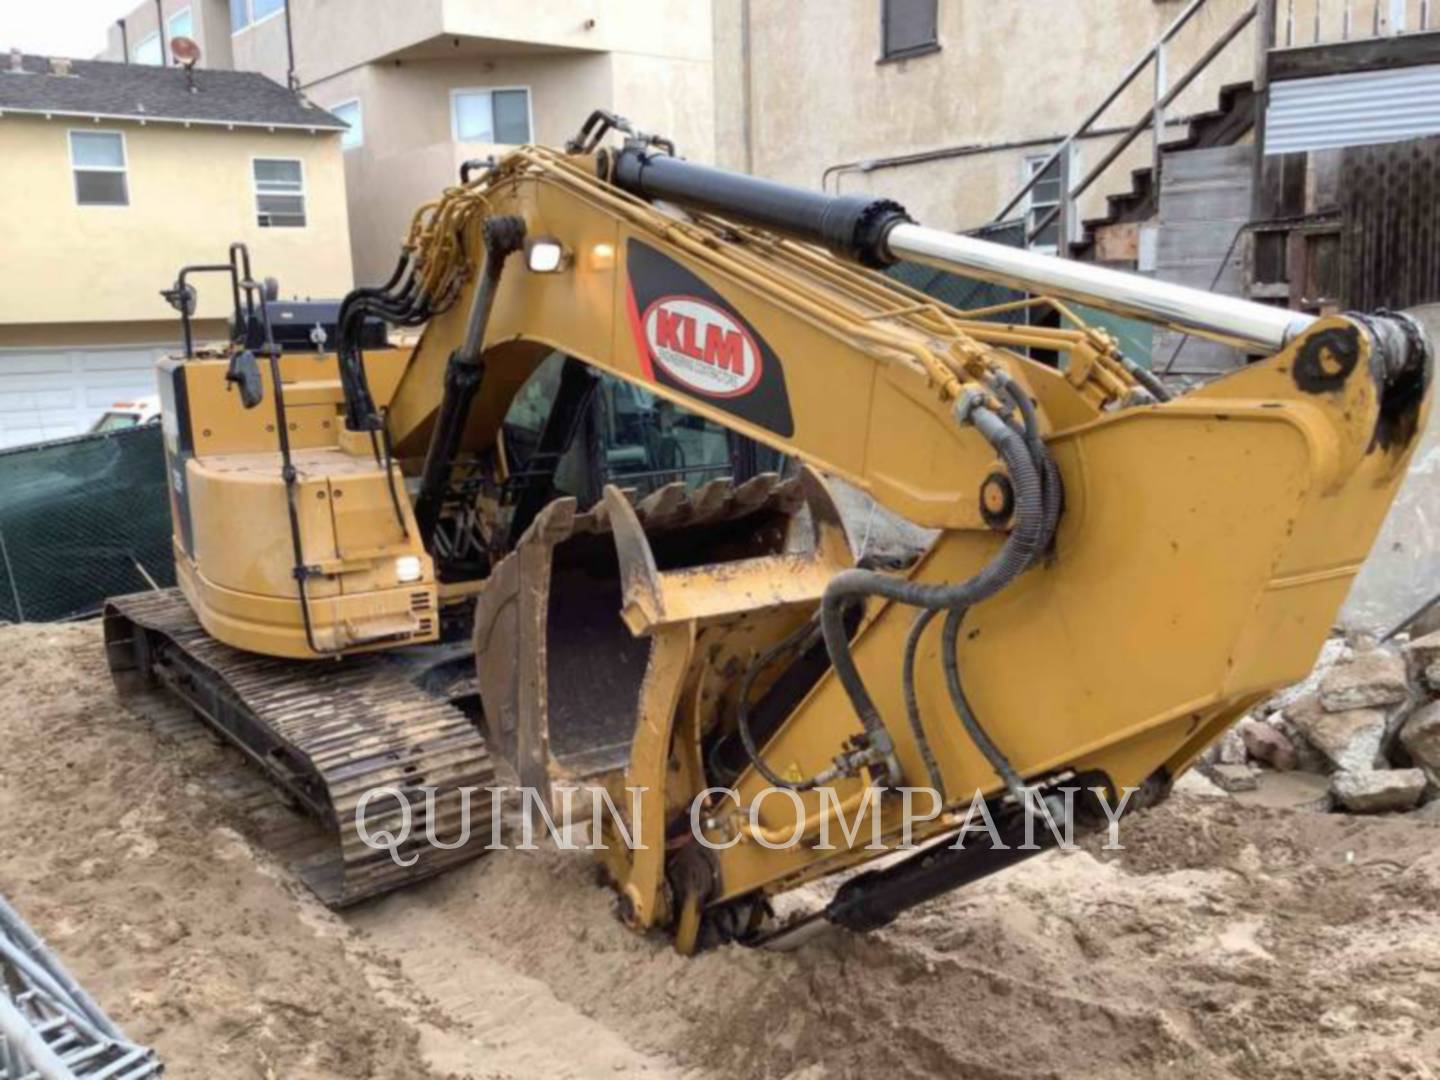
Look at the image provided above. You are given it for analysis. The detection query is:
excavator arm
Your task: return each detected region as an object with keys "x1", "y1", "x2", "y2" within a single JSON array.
[{"x1": 349, "y1": 130, "x2": 1430, "y2": 947}]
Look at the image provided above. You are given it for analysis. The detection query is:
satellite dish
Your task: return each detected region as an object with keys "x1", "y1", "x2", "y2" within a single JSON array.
[{"x1": 170, "y1": 36, "x2": 201, "y2": 68}]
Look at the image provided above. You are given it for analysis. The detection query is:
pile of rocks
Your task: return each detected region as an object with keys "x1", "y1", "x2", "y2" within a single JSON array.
[{"x1": 1200, "y1": 629, "x2": 1440, "y2": 815}]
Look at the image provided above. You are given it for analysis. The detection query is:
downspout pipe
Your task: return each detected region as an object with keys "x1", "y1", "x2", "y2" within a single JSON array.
[
  {"x1": 117, "y1": 18, "x2": 130, "y2": 63},
  {"x1": 154, "y1": 0, "x2": 165, "y2": 64},
  {"x1": 283, "y1": 0, "x2": 298, "y2": 90}
]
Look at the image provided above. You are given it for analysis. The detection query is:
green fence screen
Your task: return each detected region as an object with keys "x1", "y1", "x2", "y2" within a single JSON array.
[{"x1": 0, "y1": 425, "x2": 175, "y2": 623}]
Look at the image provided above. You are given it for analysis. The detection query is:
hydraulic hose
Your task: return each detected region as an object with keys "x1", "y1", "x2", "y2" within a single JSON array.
[
  {"x1": 819, "y1": 401, "x2": 1048, "y2": 742},
  {"x1": 1128, "y1": 361, "x2": 1172, "y2": 403},
  {"x1": 902, "y1": 608, "x2": 946, "y2": 793},
  {"x1": 941, "y1": 606, "x2": 1026, "y2": 804},
  {"x1": 733, "y1": 618, "x2": 827, "y2": 791},
  {"x1": 995, "y1": 375, "x2": 1062, "y2": 562}
]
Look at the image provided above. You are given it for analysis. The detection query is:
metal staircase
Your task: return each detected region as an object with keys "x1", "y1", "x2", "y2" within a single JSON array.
[
  {"x1": 993, "y1": 0, "x2": 1437, "y2": 260},
  {"x1": 992, "y1": 0, "x2": 1260, "y2": 252}
]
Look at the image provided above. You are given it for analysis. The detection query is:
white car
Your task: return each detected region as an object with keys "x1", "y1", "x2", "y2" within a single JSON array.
[{"x1": 90, "y1": 395, "x2": 162, "y2": 434}]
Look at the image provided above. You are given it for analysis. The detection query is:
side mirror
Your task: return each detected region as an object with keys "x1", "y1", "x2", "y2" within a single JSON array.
[
  {"x1": 225, "y1": 349, "x2": 264, "y2": 409},
  {"x1": 161, "y1": 282, "x2": 197, "y2": 316}
]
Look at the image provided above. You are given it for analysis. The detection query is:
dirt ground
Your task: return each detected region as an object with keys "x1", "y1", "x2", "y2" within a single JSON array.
[{"x1": 3, "y1": 621, "x2": 1440, "y2": 1079}]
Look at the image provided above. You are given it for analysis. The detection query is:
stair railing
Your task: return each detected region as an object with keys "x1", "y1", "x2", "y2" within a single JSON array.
[{"x1": 994, "y1": 0, "x2": 1258, "y2": 249}]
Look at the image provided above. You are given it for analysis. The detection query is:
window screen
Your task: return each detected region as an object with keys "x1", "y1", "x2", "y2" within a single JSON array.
[
  {"x1": 1025, "y1": 155, "x2": 1063, "y2": 252},
  {"x1": 492, "y1": 89, "x2": 530, "y2": 145},
  {"x1": 453, "y1": 89, "x2": 531, "y2": 144},
  {"x1": 254, "y1": 158, "x2": 305, "y2": 227},
  {"x1": 70, "y1": 132, "x2": 128, "y2": 206},
  {"x1": 882, "y1": 0, "x2": 938, "y2": 59}
]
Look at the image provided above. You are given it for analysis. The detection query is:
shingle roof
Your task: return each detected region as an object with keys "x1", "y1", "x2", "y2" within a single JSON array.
[{"x1": 0, "y1": 54, "x2": 345, "y2": 131}]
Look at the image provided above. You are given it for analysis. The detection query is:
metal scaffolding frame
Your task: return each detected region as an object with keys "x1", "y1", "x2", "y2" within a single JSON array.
[{"x1": 0, "y1": 895, "x2": 162, "y2": 1079}]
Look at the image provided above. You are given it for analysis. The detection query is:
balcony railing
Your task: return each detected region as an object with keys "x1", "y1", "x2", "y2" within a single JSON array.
[{"x1": 1278, "y1": 0, "x2": 1432, "y2": 47}]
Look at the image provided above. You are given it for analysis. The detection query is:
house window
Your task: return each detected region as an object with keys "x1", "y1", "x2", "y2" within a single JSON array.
[
  {"x1": 231, "y1": 0, "x2": 284, "y2": 34},
  {"x1": 1023, "y1": 153, "x2": 1065, "y2": 253},
  {"x1": 451, "y1": 88, "x2": 531, "y2": 145},
  {"x1": 881, "y1": 0, "x2": 939, "y2": 61},
  {"x1": 330, "y1": 99, "x2": 362, "y2": 150},
  {"x1": 253, "y1": 158, "x2": 305, "y2": 227},
  {"x1": 168, "y1": 7, "x2": 194, "y2": 43},
  {"x1": 134, "y1": 32, "x2": 162, "y2": 65},
  {"x1": 70, "y1": 131, "x2": 129, "y2": 206}
]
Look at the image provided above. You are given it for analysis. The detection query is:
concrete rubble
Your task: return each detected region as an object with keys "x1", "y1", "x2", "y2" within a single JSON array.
[
  {"x1": 1194, "y1": 633, "x2": 1440, "y2": 819},
  {"x1": 1330, "y1": 768, "x2": 1427, "y2": 813},
  {"x1": 1399, "y1": 699, "x2": 1440, "y2": 792},
  {"x1": 1208, "y1": 763, "x2": 1259, "y2": 792},
  {"x1": 1406, "y1": 629, "x2": 1440, "y2": 693},
  {"x1": 1319, "y1": 650, "x2": 1410, "y2": 710},
  {"x1": 1237, "y1": 717, "x2": 1298, "y2": 771}
]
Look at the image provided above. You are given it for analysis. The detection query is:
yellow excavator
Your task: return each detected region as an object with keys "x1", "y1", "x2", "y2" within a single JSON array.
[{"x1": 105, "y1": 112, "x2": 1431, "y2": 951}]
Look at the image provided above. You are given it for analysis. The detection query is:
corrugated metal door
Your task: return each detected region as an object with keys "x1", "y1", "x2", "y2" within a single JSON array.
[
  {"x1": 0, "y1": 344, "x2": 164, "y2": 449},
  {"x1": 1266, "y1": 63, "x2": 1440, "y2": 154}
]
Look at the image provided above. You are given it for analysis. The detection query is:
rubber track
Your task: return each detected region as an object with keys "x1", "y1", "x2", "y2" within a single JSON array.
[{"x1": 103, "y1": 588, "x2": 494, "y2": 906}]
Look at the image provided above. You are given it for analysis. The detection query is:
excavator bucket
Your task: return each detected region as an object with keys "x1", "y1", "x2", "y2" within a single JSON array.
[{"x1": 473, "y1": 470, "x2": 847, "y2": 800}]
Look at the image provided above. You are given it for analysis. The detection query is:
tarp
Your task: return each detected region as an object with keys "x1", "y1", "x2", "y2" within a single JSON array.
[{"x1": 0, "y1": 424, "x2": 174, "y2": 623}]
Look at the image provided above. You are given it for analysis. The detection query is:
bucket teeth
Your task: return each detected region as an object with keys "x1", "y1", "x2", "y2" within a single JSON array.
[
  {"x1": 689, "y1": 478, "x2": 735, "y2": 525},
  {"x1": 734, "y1": 473, "x2": 788, "y2": 515},
  {"x1": 554, "y1": 472, "x2": 801, "y2": 540},
  {"x1": 635, "y1": 481, "x2": 691, "y2": 529}
]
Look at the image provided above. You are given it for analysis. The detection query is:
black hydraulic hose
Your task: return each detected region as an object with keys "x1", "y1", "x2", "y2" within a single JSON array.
[
  {"x1": 902, "y1": 608, "x2": 946, "y2": 794},
  {"x1": 337, "y1": 255, "x2": 423, "y2": 432},
  {"x1": 734, "y1": 618, "x2": 827, "y2": 791},
  {"x1": 995, "y1": 375, "x2": 1062, "y2": 562},
  {"x1": 1128, "y1": 361, "x2": 1172, "y2": 403},
  {"x1": 819, "y1": 404, "x2": 1047, "y2": 740},
  {"x1": 941, "y1": 607, "x2": 1026, "y2": 804},
  {"x1": 338, "y1": 255, "x2": 407, "y2": 325},
  {"x1": 376, "y1": 410, "x2": 409, "y2": 537}
]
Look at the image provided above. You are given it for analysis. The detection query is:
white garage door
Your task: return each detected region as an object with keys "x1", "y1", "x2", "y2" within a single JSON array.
[{"x1": 0, "y1": 343, "x2": 169, "y2": 450}]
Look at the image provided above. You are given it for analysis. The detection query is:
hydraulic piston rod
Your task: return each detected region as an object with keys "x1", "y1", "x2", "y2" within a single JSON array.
[
  {"x1": 610, "y1": 147, "x2": 1316, "y2": 353},
  {"x1": 882, "y1": 223, "x2": 1315, "y2": 352}
]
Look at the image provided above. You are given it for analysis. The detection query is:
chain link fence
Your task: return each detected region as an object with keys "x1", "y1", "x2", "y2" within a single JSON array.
[{"x1": 0, "y1": 424, "x2": 174, "y2": 624}]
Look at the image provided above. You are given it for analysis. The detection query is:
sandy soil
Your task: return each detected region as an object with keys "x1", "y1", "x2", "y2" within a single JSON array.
[{"x1": 3, "y1": 620, "x2": 1440, "y2": 1079}]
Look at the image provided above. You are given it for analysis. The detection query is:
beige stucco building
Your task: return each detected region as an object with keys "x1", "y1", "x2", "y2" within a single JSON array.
[
  {"x1": 712, "y1": 0, "x2": 1261, "y2": 244},
  {"x1": 0, "y1": 54, "x2": 352, "y2": 445},
  {"x1": 101, "y1": 0, "x2": 721, "y2": 286}
]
